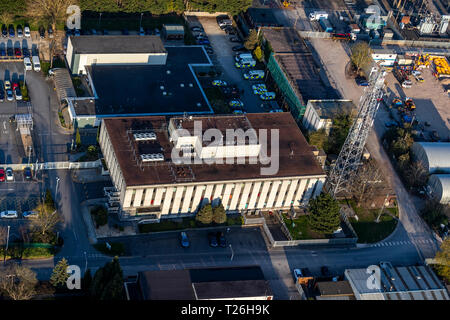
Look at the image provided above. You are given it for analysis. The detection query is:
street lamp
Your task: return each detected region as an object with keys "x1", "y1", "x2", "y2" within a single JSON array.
[
  {"x1": 229, "y1": 244, "x2": 234, "y2": 261},
  {"x1": 84, "y1": 251, "x2": 88, "y2": 273},
  {"x1": 98, "y1": 12, "x2": 103, "y2": 28},
  {"x1": 55, "y1": 176, "x2": 60, "y2": 194},
  {"x1": 139, "y1": 13, "x2": 144, "y2": 31}
]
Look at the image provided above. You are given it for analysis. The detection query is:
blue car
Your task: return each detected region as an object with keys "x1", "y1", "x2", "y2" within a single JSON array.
[
  {"x1": 180, "y1": 232, "x2": 190, "y2": 248},
  {"x1": 8, "y1": 25, "x2": 14, "y2": 38}
]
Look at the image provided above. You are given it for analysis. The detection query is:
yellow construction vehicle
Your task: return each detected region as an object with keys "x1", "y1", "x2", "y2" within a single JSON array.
[{"x1": 282, "y1": 0, "x2": 291, "y2": 8}]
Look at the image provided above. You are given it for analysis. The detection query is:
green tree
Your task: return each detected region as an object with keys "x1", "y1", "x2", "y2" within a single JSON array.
[
  {"x1": 307, "y1": 129, "x2": 328, "y2": 150},
  {"x1": 421, "y1": 200, "x2": 448, "y2": 230},
  {"x1": 244, "y1": 29, "x2": 258, "y2": 51},
  {"x1": 45, "y1": 189, "x2": 55, "y2": 210},
  {"x1": 326, "y1": 113, "x2": 353, "y2": 155},
  {"x1": 434, "y1": 239, "x2": 450, "y2": 283},
  {"x1": 307, "y1": 193, "x2": 341, "y2": 234},
  {"x1": 50, "y1": 257, "x2": 69, "y2": 288},
  {"x1": 196, "y1": 203, "x2": 213, "y2": 224},
  {"x1": 75, "y1": 127, "x2": 81, "y2": 149},
  {"x1": 350, "y1": 41, "x2": 372, "y2": 74},
  {"x1": 90, "y1": 257, "x2": 124, "y2": 300},
  {"x1": 91, "y1": 206, "x2": 108, "y2": 227},
  {"x1": 212, "y1": 203, "x2": 227, "y2": 224}
]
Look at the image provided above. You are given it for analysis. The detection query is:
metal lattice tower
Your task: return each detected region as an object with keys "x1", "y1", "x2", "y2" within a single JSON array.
[{"x1": 327, "y1": 67, "x2": 386, "y2": 197}]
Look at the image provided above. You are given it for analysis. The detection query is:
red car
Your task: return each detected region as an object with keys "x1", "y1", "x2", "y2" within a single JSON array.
[
  {"x1": 12, "y1": 82, "x2": 19, "y2": 90},
  {"x1": 0, "y1": 168, "x2": 5, "y2": 182},
  {"x1": 14, "y1": 48, "x2": 21, "y2": 58}
]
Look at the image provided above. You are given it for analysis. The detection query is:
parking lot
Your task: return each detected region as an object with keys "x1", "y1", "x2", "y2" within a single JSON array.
[{"x1": 189, "y1": 16, "x2": 269, "y2": 113}]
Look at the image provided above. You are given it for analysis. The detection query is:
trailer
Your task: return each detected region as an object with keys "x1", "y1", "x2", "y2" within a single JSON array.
[{"x1": 319, "y1": 18, "x2": 333, "y2": 33}]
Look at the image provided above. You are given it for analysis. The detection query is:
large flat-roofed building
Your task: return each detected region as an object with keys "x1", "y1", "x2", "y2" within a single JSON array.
[
  {"x1": 261, "y1": 28, "x2": 339, "y2": 121},
  {"x1": 345, "y1": 262, "x2": 450, "y2": 300},
  {"x1": 67, "y1": 45, "x2": 214, "y2": 127},
  {"x1": 125, "y1": 266, "x2": 273, "y2": 300},
  {"x1": 99, "y1": 113, "x2": 326, "y2": 221},
  {"x1": 67, "y1": 35, "x2": 168, "y2": 75}
]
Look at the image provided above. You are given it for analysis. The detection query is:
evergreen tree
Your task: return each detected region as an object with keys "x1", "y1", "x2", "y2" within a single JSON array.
[
  {"x1": 75, "y1": 127, "x2": 81, "y2": 149},
  {"x1": 44, "y1": 189, "x2": 55, "y2": 210},
  {"x1": 307, "y1": 193, "x2": 341, "y2": 234},
  {"x1": 196, "y1": 203, "x2": 213, "y2": 224},
  {"x1": 212, "y1": 204, "x2": 227, "y2": 224},
  {"x1": 50, "y1": 258, "x2": 69, "y2": 288},
  {"x1": 90, "y1": 257, "x2": 124, "y2": 300},
  {"x1": 244, "y1": 29, "x2": 258, "y2": 51}
]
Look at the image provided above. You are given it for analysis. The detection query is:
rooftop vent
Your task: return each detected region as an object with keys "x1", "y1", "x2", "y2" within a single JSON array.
[
  {"x1": 189, "y1": 83, "x2": 193, "y2": 87},
  {"x1": 141, "y1": 153, "x2": 164, "y2": 162},
  {"x1": 163, "y1": 91, "x2": 167, "y2": 96},
  {"x1": 166, "y1": 70, "x2": 171, "y2": 74},
  {"x1": 134, "y1": 132, "x2": 157, "y2": 141},
  {"x1": 180, "y1": 83, "x2": 184, "y2": 87},
  {"x1": 160, "y1": 86, "x2": 164, "y2": 90},
  {"x1": 196, "y1": 103, "x2": 201, "y2": 107}
]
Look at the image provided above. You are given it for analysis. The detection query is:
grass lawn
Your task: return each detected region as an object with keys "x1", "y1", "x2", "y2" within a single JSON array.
[
  {"x1": 349, "y1": 204, "x2": 398, "y2": 243},
  {"x1": 282, "y1": 214, "x2": 326, "y2": 240},
  {"x1": 139, "y1": 215, "x2": 243, "y2": 233}
]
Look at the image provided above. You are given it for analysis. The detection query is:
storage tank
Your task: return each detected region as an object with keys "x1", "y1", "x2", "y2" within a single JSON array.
[
  {"x1": 411, "y1": 142, "x2": 450, "y2": 173},
  {"x1": 428, "y1": 174, "x2": 450, "y2": 204}
]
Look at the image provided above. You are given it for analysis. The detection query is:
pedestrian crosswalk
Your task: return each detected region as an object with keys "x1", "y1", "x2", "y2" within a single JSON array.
[{"x1": 371, "y1": 238, "x2": 435, "y2": 247}]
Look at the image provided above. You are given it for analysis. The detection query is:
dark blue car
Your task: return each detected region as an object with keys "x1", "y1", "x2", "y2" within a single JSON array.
[
  {"x1": 355, "y1": 76, "x2": 368, "y2": 86},
  {"x1": 8, "y1": 25, "x2": 14, "y2": 37}
]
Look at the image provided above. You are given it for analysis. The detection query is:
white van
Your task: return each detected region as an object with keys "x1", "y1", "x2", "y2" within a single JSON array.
[
  {"x1": 243, "y1": 70, "x2": 264, "y2": 80},
  {"x1": 235, "y1": 53, "x2": 253, "y2": 62},
  {"x1": 309, "y1": 11, "x2": 328, "y2": 21},
  {"x1": 24, "y1": 57, "x2": 32, "y2": 71},
  {"x1": 32, "y1": 56, "x2": 41, "y2": 71}
]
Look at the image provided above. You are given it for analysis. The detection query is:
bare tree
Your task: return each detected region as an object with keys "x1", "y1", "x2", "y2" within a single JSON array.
[
  {"x1": 0, "y1": 263, "x2": 38, "y2": 300},
  {"x1": 0, "y1": 226, "x2": 7, "y2": 246},
  {"x1": 404, "y1": 160, "x2": 428, "y2": 188},
  {"x1": 31, "y1": 203, "x2": 63, "y2": 236},
  {"x1": 350, "y1": 42, "x2": 372, "y2": 74},
  {"x1": 0, "y1": 12, "x2": 14, "y2": 27},
  {"x1": 26, "y1": 0, "x2": 77, "y2": 33},
  {"x1": 349, "y1": 159, "x2": 383, "y2": 206}
]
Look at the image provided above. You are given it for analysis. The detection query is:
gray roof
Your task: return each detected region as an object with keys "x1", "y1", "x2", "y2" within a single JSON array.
[
  {"x1": 412, "y1": 142, "x2": 450, "y2": 174},
  {"x1": 193, "y1": 280, "x2": 273, "y2": 299},
  {"x1": 69, "y1": 35, "x2": 166, "y2": 54},
  {"x1": 316, "y1": 281, "x2": 354, "y2": 296},
  {"x1": 308, "y1": 99, "x2": 356, "y2": 119},
  {"x1": 138, "y1": 270, "x2": 195, "y2": 300}
]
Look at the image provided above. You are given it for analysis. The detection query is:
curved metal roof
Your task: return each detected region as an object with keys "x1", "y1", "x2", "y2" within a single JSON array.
[
  {"x1": 412, "y1": 142, "x2": 450, "y2": 173},
  {"x1": 428, "y1": 174, "x2": 450, "y2": 204}
]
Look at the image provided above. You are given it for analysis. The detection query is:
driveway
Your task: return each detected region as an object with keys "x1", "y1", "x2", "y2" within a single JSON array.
[
  {"x1": 309, "y1": 38, "x2": 441, "y2": 260},
  {"x1": 194, "y1": 17, "x2": 266, "y2": 113}
]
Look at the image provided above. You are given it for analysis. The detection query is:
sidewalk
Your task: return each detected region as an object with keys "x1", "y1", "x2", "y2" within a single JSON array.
[{"x1": 72, "y1": 167, "x2": 111, "y2": 183}]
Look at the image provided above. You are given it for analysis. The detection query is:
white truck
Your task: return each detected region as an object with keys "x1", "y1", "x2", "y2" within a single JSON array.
[{"x1": 309, "y1": 11, "x2": 329, "y2": 21}]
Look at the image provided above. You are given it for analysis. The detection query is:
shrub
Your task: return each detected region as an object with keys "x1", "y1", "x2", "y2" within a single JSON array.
[
  {"x1": 91, "y1": 206, "x2": 108, "y2": 227},
  {"x1": 22, "y1": 247, "x2": 54, "y2": 259},
  {"x1": 196, "y1": 204, "x2": 213, "y2": 225},
  {"x1": 212, "y1": 204, "x2": 227, "y2": 224}
]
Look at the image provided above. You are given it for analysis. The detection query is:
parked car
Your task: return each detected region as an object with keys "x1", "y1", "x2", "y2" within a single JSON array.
[
  {"x1": 205, "y1": 47, "x2": 214, "y2": 55},
  {"x1": 384, "y1": 120, "x2": 398, "y2": 128},
  {"x1": 216, "y1": 232, "x2": 226, "y2": 247},
  {"x1": 14, "y1": 48, "x2": 21, "y2": 58},
  {"x1": 1, "y1": 211, "x2": 18, "y2": 219},
  {"x1": 24, "y1": 26, "x2": 31, "y2": 37},
  {"x1": 6, "y1": 47, "x2": 13, "y2": 57},
  {"x1": 212, "y1": 80, "x2": 227, "y2": 87},
  {"x1": 1, "y1": 24, "x2": 7, "y2": 37},
  {"x1": 74, "y1": 29, "x2": 81, "y2": 36},
  {"x1": 252, "y1": 84, "x2": 267, "y2": 94},
  {"x1": 229, "y1": 99, "x2": 244, "y2": 108},
  {"x1": 32, "y1": 55, "x2": 41, "y2": 71},
  {"x1": 8, "y1": 25, "x2": 14, "y2": 37},
  {"x1": 0, "y1": 168, "x2": 4, "y2": 182},
  {"x1": 229, "y1": 36, "x2": 241, "y2": 43},
  {"x1": 198, "y1": 39, "x2": 210, "y2": 45},
  {"x1": 12, "y1": 82, "x2": 19, "y2": 90},
  {"x1": 39, "y1": 26, "x2": 45, "y2": 38},
  {"x1": 4, "y1": 80, "x2": 11, "y2": 91},
  {"x1": 91, "y1": 28, "x2": 97, "y2": 36},
  {"x1": 208, "y1": 232, "x2": 218, "y2": 247},
  {"x1": 14, "y1": 87, "x2": 22, "y2": 100},
  {"x1": 24, "y1": 167, "x2": 32, "y2": 180},
  {"x1": 0, "y1": 48, "x2": 5, "y2": 57},
  {"x1": 191, "y1": 26, "x2": 203, "y2": 32},
  {"x1": 22, "y1": 48, "x2": 30, "y2": 58},
  {"x1": 180, "y1": 231, "x2": 190, "y2": 248},
  {"x1": 47, "y1": 26, "x2": 54, "y2": 38},
  {"x1": 260, "y1": 92, "x2": 276, "y2": 100},
  {"x1": 23, "y1": 211, "x2": 37, "y2": 218},
  {"x1": 17, "y1": 25, "x2": 23, "y2": 38},
  {"x1": 6, "y1": 90, "x2": 13, "y2": 101},
  {"x1": 102, "y1": 29, "x2": 109, "y2": 35},
  {"x1": 5, "y1": 168, "x2": 13, "y2": 181},
  {"x1": 293, "y1": 269, "x2": 303, "y2": 282},
  {"x1": 154, "y1": 28, "x2": 160, "y2": 36},
  {"x1": 415, "y1": 75, "x2": 424, "y2": 82},
  {"x1": 0, "y1": 89, "x2": 4, "y2": 102},
  {"x1": 355, "y1": 76, "x2": 368, "y2": 86},
  {"x1": 232, "y1": 45, "x2": 246, "y2": 52}
]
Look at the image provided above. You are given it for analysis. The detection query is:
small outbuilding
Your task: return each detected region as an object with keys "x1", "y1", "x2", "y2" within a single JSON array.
[
  {"x1": 162, "y1": 24, "x2": 185, "y2": 40},
  {"x1": 428, "y1": 174, "x2": 450, "y2": 204}
]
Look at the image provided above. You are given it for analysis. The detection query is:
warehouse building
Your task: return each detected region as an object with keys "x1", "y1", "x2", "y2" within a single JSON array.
[
  {"x1": 371, "y1": 48, "x2": 397, "y2": 67},
  {"x1": 162, "y1": 24, "x2": 185, "y2": 40},
  {"x1": 302, "y1": 99, "x2": 356, "y2": 134},
  {"x1": 345, "y1": 262, "x2": 449, "y2": 300},
  {"x1": 99, "y1": 113, "x2": 326, "y2": 221},
  {"x1": 261, "y1": 27, "x2": 339, "y2": 121},
  {"x1": 411, "y1": 142, "x2": 450, "y2": 174},
  {"x1": 66, "y1": 36, "x2": 168, "y2": 75},
  {"x1": 66, "y1": 44, "x2": 214, "y2": 127},
  {"x1": 125, "y1": 266, "x2": 273, "y2": 300},
  {"x1": 428, "y1": 174, "x2": 450, "y2": 204}
]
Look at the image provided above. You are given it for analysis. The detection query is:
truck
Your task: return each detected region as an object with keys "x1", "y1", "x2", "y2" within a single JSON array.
[
  {"x1": 332, "y1": 32, "x2": 356, "y2": 41},
  {"x1": 309, "y1": 11, "x2": 329, "y2": 21},
  {"x1": 319, "y1": 18, "x2": 333, "y2": 33}
]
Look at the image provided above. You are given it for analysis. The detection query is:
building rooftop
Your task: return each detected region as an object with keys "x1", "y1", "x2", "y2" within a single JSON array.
[
  {"x1": 245, "y1": 8, "x2": 281, "y2": 28},
  {"x1": 308, "y1": 100, "x2": 357, "y2": 119},
  {"x1": 163, "y1": 24, "x2": 185, "y2": 32},
  {"x1": 135, "y1": 266, "x2": 272, "y2": 300},
  {"x1": 102, "y1": 113, "x2": 325, "y2": 187},
  {"x1": 316, "y1": 280, "x2": 354, "y2": 297},
  {"x1": 275, "y1": 54, "x2": 339, "y2": 104},
  {"x1": 261, "y1": 27, "x2": 310, "y2": 54},
  {"x1": 78, "y1": 46, "x2": 213, "y2": 116},
  {"x1": 69, "y1": 35, "x2": 166, "y2": 54}
]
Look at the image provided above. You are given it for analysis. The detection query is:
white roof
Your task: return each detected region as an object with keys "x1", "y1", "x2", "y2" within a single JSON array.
[
  {"x1": 428, "y1": 174, "x2": 450, "y2": 204},
  {"x1": 412, "y1": 142, "x2": 450, "y2": 173}
]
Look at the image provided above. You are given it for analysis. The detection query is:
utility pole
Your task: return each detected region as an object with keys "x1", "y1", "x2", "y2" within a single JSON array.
[
  {"x1": 84, "y1": 251, "x2": 88, "y2": 273},
  {"x1": 229, "y1": 244, "x2": 234, "y2": 261},
  {"x1": 139, "y1": 13, "x2": 144, "y2": 30},
  {"x1": 98, "y1": 12, "x2": 103, "y2": 28},
  {"x1": 55, "y1": 176, "x2": 60, "y2": 195}
]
